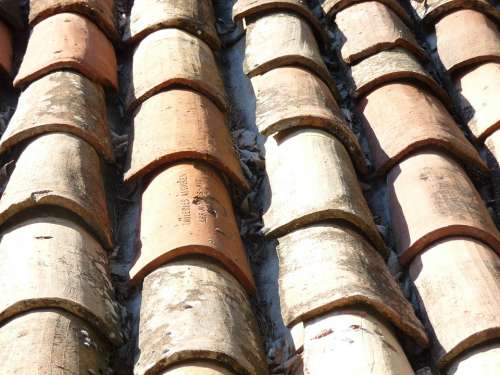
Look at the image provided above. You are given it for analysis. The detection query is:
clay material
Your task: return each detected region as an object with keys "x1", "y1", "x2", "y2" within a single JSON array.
[
  {"x1": 161, "y1": 362, "x2": 235, "y2": 375},
  {"x1": 410, "y1": 0, "x2": 500, "y2": 25},
  {"x1": 244, "y1": 12, "x2": 339, "y2": 99},
  {"x1": 0, "y1": 215, "x2": 122, "y2": 346},
  {"x1": 28, "y1": 0, "x2": 118, "y2": 41},
  {"x1": 349, "y1": 48, "x2": 450, "y2": 107},
  {"x1": 0, "y1": 310, "x2": 110, "y2": 374},
  {"x1": 410, "y1": 237, "x2": 500, "y2": 368},
  {"x1": 336, "y1": 1, "x2": 426, "y2": 64},
  {"x1": 454, "y1": 62, "x2": 500, "y2": 142},
  {"x1": 130, "y1": 162, "x2": 255, "y2": 293},
  {"x1": 388, "y1": 151, "x2": 500, "y2": 265},
  {"x1": 0, "y1": 20, "x2": 12, "y2": 77},
  {"x1": 2, "y1": 70, "x2": 113, "y2": 160},
  {"x1": 277, "y1": 224, "x2": 428, "y2": 346},
  {"x1": 14, "y1": 12, "x2": 117, "y2": 89},
  {"x1": 321, "y1": 0, "x2": 413, "y2": 26},
  {"x1": 357, "y1": 82, "x2": 487, "y2": 176},
  {"x1": 232, "y1": 0, "x2": 326, "y2": 46},
  {"x1": 303, "y1": 309, "x2": 415, "y2": 375},
  {"x1": 251, "y1": 66, "x2": 366, "y2": 173},
  {"x1": 263, "y1": 129, "x2": 387, "y2": 256},
  {"x1": 436, "y1": 9, "x2": 500, "y2": 74},
  {"x1": 447, "y1": 343, "x2": 500, "y2": 375},
  {"x1": 125, "y1": 28, "x2": 227, "y2": 113},
  {"x1": 135, "y1": 259, "x2": 267, "y2": 375},
  {"x1": 125, "y1": 89, "x2": 248, "y2": 190},
  {"x1": 0, "y1": 133, "x2": 113, "y2": 250},
  {"x1": 124, "y1": 0, "x2": 220, "y2": 50}
]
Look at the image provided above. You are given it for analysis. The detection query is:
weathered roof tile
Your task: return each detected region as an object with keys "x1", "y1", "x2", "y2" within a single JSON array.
[
  {"x1": 446, "y1": 343, "x2": 500, "y2": 375},
  {"x1": 304, "y1": 309, "x2": 415, "y2": 375},
  {"x1": 321, "y1": 0, "x2": 413, "y2": 26},
  {"x1": 251, "y1": 66, "x2": 367, "y2": 173},
  {"x1": 14, "y1": 12, "x2": 118, "y2": 89},
  {"x1": 263, "y1": 129, "x2": 387, "y2": 256},
  {"x1": 358, "y1": 82, "x2": 487, "y2": 176},
  {"x1": 130, "y1": 162, "x2": 255, "y2": 293},
  {"x1": 124, "y1": 0, "x2": 220, "y2": 50},
  {"x1": 336, "y1": 1, "x2": 426, "y2": 64},
  {"x1": 454, "y1": 62, "x2": 500, "y2": 142},
  {"x1": 0, "y1": 310, "x2": 110, "y2": 374},
  {"x1": 2, "y1": 70, "x2": 114, "y2": 160},
  {"x1": 277, "y1": 224, "x2": 428, "y2": 346},
  {"x1": 125, "y1": 89, "x2": 248, "y2": 190},
  {"x1": 349, "y1": 47, "x2": 451, "y2": 107},
  {"x1": 233, "y1": 0, "x2": 327, "y2": 46},
  {"x1": 135, "y1": 259, "x2": 266, "y2": 375},
  {"x1": 125, "y1": 28, "x2": 227, "y2": 113},
  {"x1": 0, "y1": 215, "x2": 122, "y2": 346},
  {"x1": 435, "y1": 9, "x2": 500, "y2": 74},
  {"x1": 409, "y1": 0, "x2": 500, "y2": 25},
  {"x1": 28, "y1": 0, "x2": 118, "y2": 41},
  {"x1": 244, "y1": 12, "x2": 339, "y2": 99},
  {"x1": 388, "y1": 150, "x2": 500, "y2": 265},
  {"x1": 0, "y1": 133, "x2": 113, "y2": 249},
  {"x1": 410, "y1": 237, "x2": 500, "y2": 368}
]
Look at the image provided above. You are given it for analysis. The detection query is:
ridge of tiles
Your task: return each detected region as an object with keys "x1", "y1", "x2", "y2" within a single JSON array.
[
  {"x1": 233, "y1": 0, "x2": 431, "y2": 372},
  {"x1": 122, "y1": 1, "x2": 267, "y2": 374},
  {"x1": 407, "y1": 1, "x2": 500, "y2": 371},
  {"x1": 328, "y1": 0, "x2": 500, "y2": 372},
  {"x1": 0, "y1": 1, "x2": 123, "y2": 374}
]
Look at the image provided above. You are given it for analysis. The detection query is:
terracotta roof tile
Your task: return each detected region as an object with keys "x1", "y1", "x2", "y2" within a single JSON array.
[
  {"x1": 335, "y1": 1, "x2": 426, "y2": 64},
  {"x1": 349, "y1": 47, "x2": 452, "y2": 107},
  {"x1": 276, "y1": 223, "x2": 428, "y2": 346},
  {"x1": 243, "y1": 11, "x2": 339, "y2": 99},
  {"x1": 14, "y1": 12, "x2": 118, "y2": 89},
  {"x1": 357, "y1": 82, "x2": 488, "y2": 176},
  {"x1": 410, "y1": 237, "x2": 500, "y2": 368},
  {"x1": 163, "y1": 363, "x2": 235, "y2": 375},
  {"x1": 0, "y1": 310, "x2": 110, "y2": 374},
  {"x1": 388, "y1": 150, "x2": 500, "y2": 265},
  {"x1": 454, "y1": 62, "x2": 500, "y2": 142},
  {"x1": 262, "y1": 129, "x2": 387, "y2": 256},
  {"x1": 409, "y1": 0, "x2": 500, "y2": 25},
  {"x1": 130, "y1": 162, "x2": 255, "y2": 293},
  {"x1": 435, "y1": 9, "x2": 500, "y2": 74},
  {"x1": 125, "y1": 28, "x2": 227, "y2": 114},
  {"x1": 2, "y1": 70, "x2": 114, "y2": 161},
  {"x1": 251, "y1": 66, "x2": 367, "y2": 173},
  {"x1": 0, "y1": 133, "x2": 113, "y2": 249},
  {"x1": 0, "y1": 215, "x2": 122, "y2": 346},
  {"x1": 125, "y1": 89, "x2": 248, "y2": 189},
  {"x1": 135, "y1": 259, "x2": 266, "y2": 375},
  {"x1": 28, "y1": 0, "x2": 118, "y2": 41},
  {"x1": 446, "y1": 343, "x2": 500, "y2": 375},
  {"x1": 0, "y1": 20, "x2": 12, "y2": 78},
  {"x1": 321, "y1": 0, "x2": 413, "y2": 26},
  {"x1": 124, "y1": 0, "x2": 220, "y2": 50},
  {"x1": 232, "y1": 0, "x2": 327, "y2": 46},
  {"x1": 303, "y1": 309, "x2": 415, "y2": 374}
]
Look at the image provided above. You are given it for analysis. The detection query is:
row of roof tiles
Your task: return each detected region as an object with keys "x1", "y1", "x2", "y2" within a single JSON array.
[
  {"x1": 0, "y1": 1, "x2": 122, "y2": 374},
  {"x1": 233, "y1": 0, "x2": 426, "y2": 373},
  {"x1": 120, "y1": 1, "x2": 269, "y2": 375},
  {"x1": 321, "y1": 0, "x2": 500, "y2": 373}
]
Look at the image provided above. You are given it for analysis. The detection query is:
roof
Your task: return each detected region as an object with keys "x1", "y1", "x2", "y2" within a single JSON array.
[{"x1": 0, "y1": 0, "x2": 498, "y2": 374}]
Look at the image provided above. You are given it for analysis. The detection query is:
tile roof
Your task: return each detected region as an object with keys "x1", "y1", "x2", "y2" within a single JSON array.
[{"x1": 0, "y1": 0, "x2": 498, "y2": 373}]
